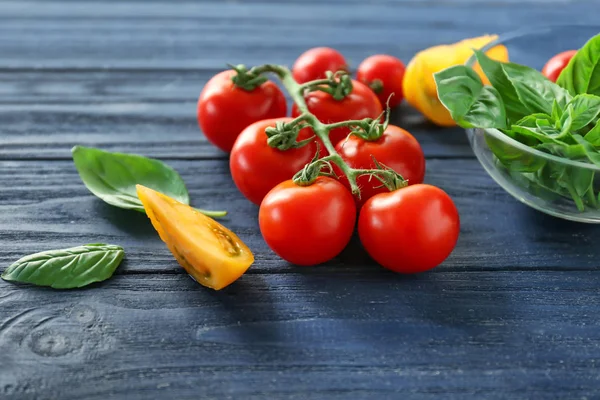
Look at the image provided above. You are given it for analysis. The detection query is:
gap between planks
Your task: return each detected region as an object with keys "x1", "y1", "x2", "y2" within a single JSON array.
[
  {"x1": 0, "y1": 155, "x2": 478, "y2": 162},
  {"x1": 0, "y1": 67, "x2": 225, "y2": 73},
  {"x1": 115, "y1": 265, "x2": 600, "y2": 277}
]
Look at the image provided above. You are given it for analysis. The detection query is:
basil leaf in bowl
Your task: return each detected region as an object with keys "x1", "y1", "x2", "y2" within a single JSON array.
[
  {"x1": 557, "y1": 33, "x2": 600, "y2": 96},
  {"x1": 435, "y1": 29, "x2": 600, "y2": 219},
  {"x1": 434, "y1": 65, "x2": 507, "y2": 129}
]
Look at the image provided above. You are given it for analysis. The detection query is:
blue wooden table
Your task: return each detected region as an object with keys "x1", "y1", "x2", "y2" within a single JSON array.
[{"x1": 2, "y1": 1, "x2": 600, "y2": 399}]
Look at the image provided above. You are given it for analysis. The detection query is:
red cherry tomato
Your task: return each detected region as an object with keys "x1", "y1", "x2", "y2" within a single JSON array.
[
  {"x1": 335, "y1": 124, "x2": 425, "y2": 207},
  {"x1": 292, "y1": 80, "x2": 383, "y2": 146},
  {"x1": 230, "y1": 118, "x2": 318, "y2": 205},
  {"x1": 357, "y1": 55, "x2": 406, "y2": 108},
  {"x1": 542, "y1": 50, "x2": 577, "y2": 82},
  {"x1": 358, "y1": 184, "x2": 459, "y2": 274},
  {"x1": 197, "y1": 70, "x2": 287, "y2": 153},
  {"x1": 292, "y1": 47, "x2": 348, "y2": 84},
  {"x1": 259, "y1": 177, "x2": 356, "y2": 266}
]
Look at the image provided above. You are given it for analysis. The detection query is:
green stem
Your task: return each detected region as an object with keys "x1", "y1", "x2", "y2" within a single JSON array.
[
  {"x1": 279, "y1": 72, "x2": 339, "y2": 154},
  {"x1": 196, "y1": 208, "x2": 228, "y2": 218},
  {"x1": 325, "y1": 155, "x2": 362, "y2": 194},
  {"x1": 287, "y1": 113, "x2": 309, "y2": 126},
  {"x1": 324, "y1": 120, "x2": 369, "y2": 131},
  {"x1": 248, "y1": 64, "x2": 289, "y2": 79},
  {"x1": 251, "y1": 64, "x2": 404, "y2": 196},
  {"x1": 299, "y1": 78, "x2": 334, "y2": 91},
  {"x1": 566, "y1": 182, "x2": 585, "y2": 212},
  {"x1": 586, "y1": 187, "x2": 598, "y2": 209}
]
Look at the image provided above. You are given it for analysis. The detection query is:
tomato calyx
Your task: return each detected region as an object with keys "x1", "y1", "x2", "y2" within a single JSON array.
[
  {"x1": 293, "y1": 148, "x2": 407, "y2": 196},
  {"x1": 292, "y1": 148, "x2": 334, "y2": 186},
  {"x1": 264, "y1": 117, "x2": 314, "y2": 151},
  {"x1": 340, "y1": 103, "x2": 391, "y2": 142},
  {"x1": 367, "y1": 78, "x2": 384, "y2": 94},
  {"x1": 229, "y1": 63, "x2": 269, "y2": 91},
  {"x1": 302, "y1": 70, "x2": 354, "y2": 101},
  {"x1": 359, "y1": 157, "x2": 408, "y2": 193}
]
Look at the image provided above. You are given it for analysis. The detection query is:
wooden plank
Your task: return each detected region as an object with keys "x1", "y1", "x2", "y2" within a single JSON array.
[
  {"x1": 2, "y1": 271, "x2": 600, "y2": 399},
  {"x1": 0, "y1": 1, "x2": 598, "y2": 69},
  {"x1": 1, "y1": 158, "x2": 599, "y2": 273},
  {"x1": 2, "y1": 4, "x2": 594, "y2": 160},
  {"x1": 3, "y1": 1, "x2": 598, "y2": 399},
  {"x1": 0, "y1": 71, "x2": 469, "y2": 159}
]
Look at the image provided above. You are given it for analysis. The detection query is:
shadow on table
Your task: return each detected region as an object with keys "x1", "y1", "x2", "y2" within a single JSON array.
[
  {"x1": 200, "y1": 274, "x2": 285, "y2": 346},
  {"x1": 389, "y1": 105, "x2": 471, "y2": 154},
  {"x1": 191, "y1": 234, "x2": 520, "y2": 353},
  {"x1": 516, "y1": 202, "x2": 600, "y2": 234},
  {"x1": 92, "y1": 200, "x2": 157, "y2": 239},
  {"x1": 510, "y1": 202, "x2": 600, "y2": 264},
  {"x1": 283, "y1": 234, "x2": 514, "y2": 335}
]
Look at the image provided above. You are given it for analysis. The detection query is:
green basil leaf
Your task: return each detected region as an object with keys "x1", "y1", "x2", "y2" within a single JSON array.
[
  {"x1": 570, "y1": 168, "x2": 595, "y2": 198},
  {"x1": 513, "y1": 171, "x2": 562, "y2": 204},
  {"x1": 434, "y1": 65, "x2": 507, "y2": 129},
  {"x1": 535, "y1": 163, "x2": 563, "y2": 192},
  {"x1": 510, "y1": 125, "x2": 562, "y2": 144},
  {"x1": 499, "y1": 126, "x2": 539, "y2": 147},
  {"x1": 72, "y1": 146, "x2": 189, "y2": 213},
  {"x1": 551, "y1": 99, "x2": 563, "y2": 122},
  {"x1": 532, "y1": 161, "x2": 597, "y2": 212},
  {"x1": 515, "y1": 113, "x2": 553, "y2": 128},
  {"x1": 534, "y1": 117, "x2": 565, "y2": 138},
  {"x1": 513, "y1": 113, "x2": 551, "y2": 140},
  {"x1": 535, "y1": 143, "x2": 587, "y2": 159},
  {"x1": 1, "y1": 244, "x2": 124, "y2": 289},
  {"x1": 500, "y1": 62, "x2": 572, "y2": 115},
  {"x1": 556, "y1": 33, "x2": 600, "y2": 96},
  {"x1": 554, "y1": 104, "x2": 576, "y2": 143},
  {"x1": 562, "y1": 94, "x2": 600, "y2": 131},
  {"x1": 486, "y1": 131, "x2": 545, "y2": 173},
  {"x1": 561, "y1": 166, "x2": 594, "y2": 212},
  {"x1": 474, "y1": 50, "x2": 528, "y2": 124},
  {"x1": 536, "y1": 119, "x2": 553, "y2": 129},
  {"x1": 515, "y1": 114, "x2": 549, "y2": 125},
  {"x1": 584, "y1": 119, "x2": 600, "y2": 146},
  {"x1": 572, "y1": 134, "x2": 600, "y2": 167}
]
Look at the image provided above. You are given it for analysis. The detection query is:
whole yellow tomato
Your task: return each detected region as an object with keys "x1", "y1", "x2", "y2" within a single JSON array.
[{"x1": 404, "y1": 35, "x2": 509, "y2": 127}]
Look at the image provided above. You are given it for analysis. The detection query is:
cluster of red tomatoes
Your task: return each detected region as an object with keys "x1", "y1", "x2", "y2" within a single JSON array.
[{"x1": 197, "y1": 47, "x2": 460, "y2": 274}]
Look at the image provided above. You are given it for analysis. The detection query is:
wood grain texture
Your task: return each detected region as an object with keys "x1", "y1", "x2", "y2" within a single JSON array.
[
  {"x1": 0, "y1": 71, "x2": 468, "y2": 159},
  {"x1": 2, "y1": 272, "x2": 600, "y2": 400},
  {"x1": 1, "y1": 0, "x2": 598, "y2": 69},
  {"x1": 1, "y1": 1, "x2": 595, "y2": 160},
  {"x1": 3, "y1": 0, "x2": 600, "y2": 398},
  {"x1": 1, "y1": 158, "x2": 600, "y2": 273}
]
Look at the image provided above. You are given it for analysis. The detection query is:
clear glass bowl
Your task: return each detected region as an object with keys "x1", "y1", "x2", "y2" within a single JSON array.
[{"x1": 465, "y1": 24, "x2": 600, "y2": 223}]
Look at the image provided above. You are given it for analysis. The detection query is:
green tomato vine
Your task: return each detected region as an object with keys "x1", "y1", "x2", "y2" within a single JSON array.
[{"x1": 231, "y1": 64, "x2": 407, "y2": 196}]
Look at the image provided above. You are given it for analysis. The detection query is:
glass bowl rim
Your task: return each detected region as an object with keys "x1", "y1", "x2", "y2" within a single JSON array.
[
  {"x1": 470, "y1": 127, "x2": 600, "y2": 171},
  {"x1": 465, "y1": 23, "x2": 600, "y2": 172}
]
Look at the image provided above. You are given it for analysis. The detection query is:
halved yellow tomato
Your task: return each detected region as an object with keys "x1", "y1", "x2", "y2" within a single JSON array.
[{"x1": 136, "y1": 185, "x2": 254, "y2": 290}]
